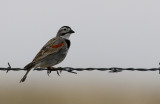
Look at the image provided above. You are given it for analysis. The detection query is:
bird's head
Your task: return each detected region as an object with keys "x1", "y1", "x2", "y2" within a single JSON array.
[{"x1": 56, "y1": 26, "x2": 75, "y2": 39}]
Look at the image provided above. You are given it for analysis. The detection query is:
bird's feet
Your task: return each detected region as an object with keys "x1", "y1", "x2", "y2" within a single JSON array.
[{"x1": 47, "y1": 66, "x2": 62, "y2": 76}]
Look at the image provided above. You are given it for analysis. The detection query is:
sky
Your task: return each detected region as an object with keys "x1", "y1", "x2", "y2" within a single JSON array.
[
  {"x1": 0, "y1": 0, "x2": 160, "y2": 104},
  {"x1": 1, "y1": 0, "x2": 160, "y2": 68}
]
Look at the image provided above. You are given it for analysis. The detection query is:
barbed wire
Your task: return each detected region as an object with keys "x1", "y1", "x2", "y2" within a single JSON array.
[{"x1": 0, "y1": 63, "x2": 160, "y2": 75}]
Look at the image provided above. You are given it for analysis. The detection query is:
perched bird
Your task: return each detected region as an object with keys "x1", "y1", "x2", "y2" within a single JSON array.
[{"x1": 20, "y1": 26, "x2": 75, "y2": 82}]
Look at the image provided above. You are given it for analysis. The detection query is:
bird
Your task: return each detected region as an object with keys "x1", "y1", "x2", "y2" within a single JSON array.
[{"x1": 20, "y1": 26, "x2": 75, "y2": 82}]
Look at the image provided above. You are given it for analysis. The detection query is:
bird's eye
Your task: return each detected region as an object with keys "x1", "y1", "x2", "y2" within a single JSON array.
[{"x1": 64, "y1": 28, "x2": 67, "y2": 31}]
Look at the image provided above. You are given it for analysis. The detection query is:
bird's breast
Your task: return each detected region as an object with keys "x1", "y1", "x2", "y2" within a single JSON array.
[{"x1": 64, "y1": 39, "x2": 71, "y2": 49}]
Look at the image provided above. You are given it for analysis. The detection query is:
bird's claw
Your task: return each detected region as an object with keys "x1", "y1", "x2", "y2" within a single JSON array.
[
  {"x1": 47, "y1": 70, "x2": 52, "y2": 76},
  {"x1": 57, "y1": 70, "x2": 60, "y2": 76},
  {"x1": 47, "y1": 67, "x2": 62, "y2": 76}
]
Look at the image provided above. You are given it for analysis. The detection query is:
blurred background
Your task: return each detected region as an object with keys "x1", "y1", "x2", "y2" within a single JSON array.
[{"x1": 0, "y1": 0, "x2": 160, "y2": 104}]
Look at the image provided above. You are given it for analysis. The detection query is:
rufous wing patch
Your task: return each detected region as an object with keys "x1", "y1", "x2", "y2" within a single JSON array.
[{"x1": 52, "y1": 42, "x2": 65, "y2": 48}]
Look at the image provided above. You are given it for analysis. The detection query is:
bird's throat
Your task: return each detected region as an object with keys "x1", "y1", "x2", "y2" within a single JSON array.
[{"x1": 60, "y1": 33, "x2": 71, "y2": 39}]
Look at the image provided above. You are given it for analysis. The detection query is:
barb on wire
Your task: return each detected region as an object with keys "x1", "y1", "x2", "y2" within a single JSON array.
[{"x1": 0, "y1": 62, "x2": 160, "y2": 75}]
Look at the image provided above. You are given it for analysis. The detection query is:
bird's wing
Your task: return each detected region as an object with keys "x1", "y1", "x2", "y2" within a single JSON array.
[{"x1": 32, "y1": 37, "x2": 65, "y2": 62}]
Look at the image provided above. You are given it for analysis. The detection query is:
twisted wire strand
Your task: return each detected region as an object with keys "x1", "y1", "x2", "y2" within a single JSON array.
[{"x1": 0, "y1": 63, "x2": 159, "y2": 74}]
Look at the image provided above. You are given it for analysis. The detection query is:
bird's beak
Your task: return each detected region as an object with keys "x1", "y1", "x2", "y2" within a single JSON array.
[{"x1": 70, "y1": 29, "x2": 75, "y2": 33}]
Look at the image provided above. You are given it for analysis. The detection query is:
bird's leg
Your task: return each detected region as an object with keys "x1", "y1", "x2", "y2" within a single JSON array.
[
  {"x1": 47, "y1": 66, "x2": 61, "y2": 76},
  {"x1": 56, "y1": 70, "x2": 60, "y2": 76},
  {"x1": 47, "y1": 66, "x2": 53, "y2": 76}
]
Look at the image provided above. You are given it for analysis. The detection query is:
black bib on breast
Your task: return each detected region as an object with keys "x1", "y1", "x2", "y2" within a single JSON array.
[{"x1": 64, "y1": 39, "x2": 71, "y2": 49}]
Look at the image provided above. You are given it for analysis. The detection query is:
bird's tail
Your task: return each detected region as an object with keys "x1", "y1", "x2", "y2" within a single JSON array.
[{"x1": 20, "y1": 62, "x2": 36, "y2": 83}]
